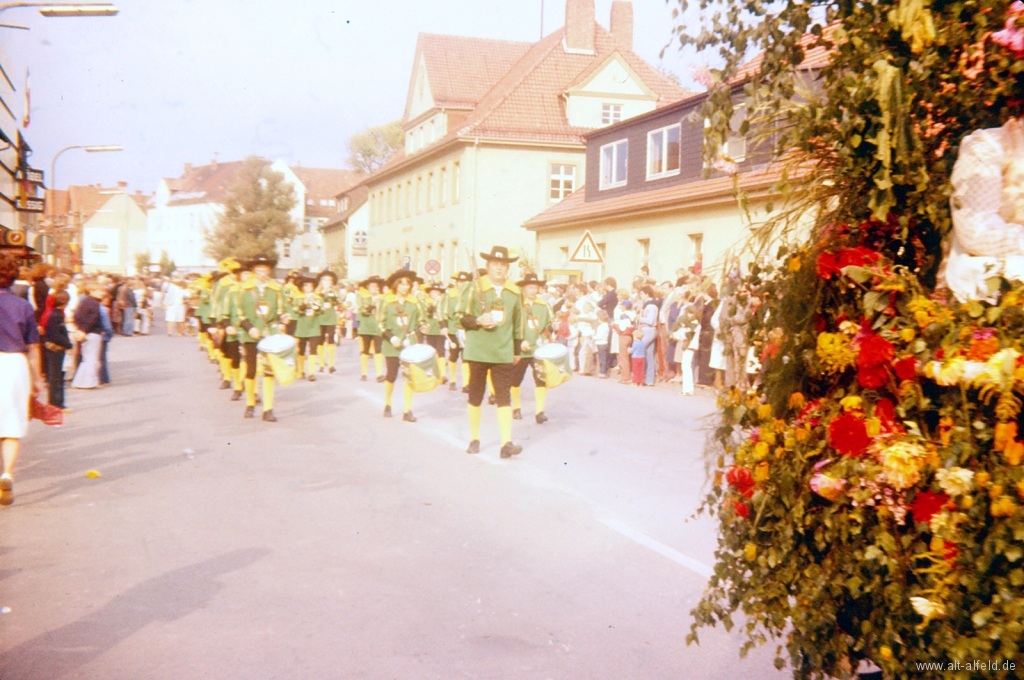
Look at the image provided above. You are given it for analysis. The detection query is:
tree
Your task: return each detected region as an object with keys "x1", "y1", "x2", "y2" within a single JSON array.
[
  {"x1": 328, "y1": 252, "x2": 348, "y2": 279},
  {"x1": 346, "y1": 120, "x2": 404, "y2": 173},
  {"x1": 204, "y1": 156, "x2": 298, "y2": 262},
  {"x1": 133, "y1": 250, "x2": 151, "y2": 276},
  {"x1": 158, "y1": 250, "x2": 175, "y2": 277}
]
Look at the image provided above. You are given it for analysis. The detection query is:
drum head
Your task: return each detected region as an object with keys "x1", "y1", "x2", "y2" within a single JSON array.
[
  {"x1": 257, "y1": 334, "x2": 297, "y2": 353},
  {"x1": 400, "y1": 344, "x2": 437, "y2": 363},
  {"x1": 534, "y1": 343, "x2": 568, "y2": 361}
]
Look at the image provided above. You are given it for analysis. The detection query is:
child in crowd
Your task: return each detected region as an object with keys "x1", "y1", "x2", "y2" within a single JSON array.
[
  {"x1": 43, "y1": 290, "x2": 73, "y2": 411},
  {"x1": 595, "y1": 309, "x2": 610, "y2": 378},
  {"x1": 629, "y1": 329, "x2": 646, "y2": 385}
]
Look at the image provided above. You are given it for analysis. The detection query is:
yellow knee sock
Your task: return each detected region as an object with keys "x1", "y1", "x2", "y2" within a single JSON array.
[
  {"x1": 297, "y1": 353, "x2": 305, "y2": 376},
  {"x1": 510, "y1": 386, "x2": 521, "y2": 410},
  {"x1": 449, "y1": 360, "x2": 458, "y2": 383},
  {"x1": 487, "y1": 373, "x2": 495, "y2": 398},
  {"x1": 263, "y1": 377, "x2": 275, "y2": 410},
  {"x1": 497, "y1": 406, "x2": 513, "y2": 445},
  {"x1": 461, "y1": 362, "x2": 470, "y2": 386},
  {"x1": 468, "y1": 404, "x2": 482, "y2": 440},
  {"x1": 535, "y1": 386, "x2": 547, "y2": 414},
  {"x1": 220, "y1": 356, "x2": 232, "y2": 381},
  {"x1": 308, "y1": 353, "x2": 318, "y2": 375},
  {"x1": 317, "y1": 343, "x2": 325, "y2": 364},
  {"x1": 245, "y1": 378, "x2": 256, "y2": 407},
  {"x1": 384, "y1": 380, "x2": 394, "y2": 407},
  {"x1": 403, "y1": 381, "x2": 413, "y2": 413},
  {"x1": 438, "y1": 357, "x2": 447, "y2": 380},
  {"x1": 327, "y1": 344, "x2": 336, "y2": 368},
  {"x1": 374, "y1": 353, "x2": 384, "y2": 377},
  {"x1": 361, "y1": 354, "x2": 369, "y2": 376}
]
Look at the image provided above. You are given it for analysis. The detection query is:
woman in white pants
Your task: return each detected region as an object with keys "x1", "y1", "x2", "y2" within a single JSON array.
[{"x1": 71, "y1": 283, "x2": 106, "y2": 389}]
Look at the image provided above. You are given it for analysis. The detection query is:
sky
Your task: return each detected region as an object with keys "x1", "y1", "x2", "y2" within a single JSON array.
[{"x1": 0, "y1": 0, "x2": 703, "y2": 195}]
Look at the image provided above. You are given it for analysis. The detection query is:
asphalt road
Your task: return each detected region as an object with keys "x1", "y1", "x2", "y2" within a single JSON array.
[{"x1": 0, "y1": 326, "x2": 790, "y2": 679}]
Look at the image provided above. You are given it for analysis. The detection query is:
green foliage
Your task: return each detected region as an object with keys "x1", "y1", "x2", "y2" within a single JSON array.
[
  {"x1": 346, "y1": 119, "x2": 404, "y2": 173},
  {"x1": 328, "y1": 252, "x2": 348, "y2": 279},
  {"x1": 158, "y1": 250, "x2": 175, "y2": 277},
  {"x1": 204, "y1": 155, "x2": 298, "y2": 262},
  {"x1": 133, "y1": 250, "x2": 151, "y2": 276}
]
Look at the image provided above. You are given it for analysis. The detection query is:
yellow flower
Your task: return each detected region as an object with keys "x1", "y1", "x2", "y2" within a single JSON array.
[
  {"x1": 795, "y1": 427, "x2": 810, "y2": 442},
  {"x1": 976, "y1": 471, "x2": 991, "y2": 488},
  {"x1": 880, "y1": 440, "x2": 927, "y2": 490},
  {"x1": 754, "y1": 461, "x2": 770, "y2": 482},
  {"x1": 935, "y1": 467, "x2": 974, "y2": 496},
  {"x1": 989, "y1": 484, "x2": 1005, "y2": 500},
  {"x1": 788, "y1": 392, "x2": 806, "y2": 411},
  {"x1": 991, "y1": 495, "x2": 1018, "y2": 517},
  {"x1": 900, "y1": 328, "x2": 916, "y2": 343},
  {"x1": 929, "y1": 535, "x2": 945, "y2": 552},
  {"x1": 745, "y1": 543, "x2": 758, "y2": 562},
  {"x1": 788, "y1": 255, "x2": 802, "y2": 272},
  {"x1": 962, "y1": 495, "x2": 974, "y2": 510},
  {"x1": 840, "y1": 395, "x2": 863, "y2": 412},
  {"x1": 754, "y1": 442, "x2": 770, "y2": 460},
  {"x1": 866, "y1": 418, "x2": 882, "y2": 437},
  {"x1": 761, "y1": 430, "x2": 777, "y2": 446},
  {"x1": 879, "y1": 646, "x2": 894, "y2": 661},
  {"x1": 817, "y1": 333, "x2": 857, "y2": 373},
  {"x1": 934, "y1": 357, "x2": 966, "y2": 386},
  {"x1": 758, "y1": 404, "x2": 773, "y2": 421}
]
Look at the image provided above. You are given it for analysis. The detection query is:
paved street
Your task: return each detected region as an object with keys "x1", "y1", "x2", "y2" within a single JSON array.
[{"x1": 1, "y1": 327, "x2": 788, "y2": 679}]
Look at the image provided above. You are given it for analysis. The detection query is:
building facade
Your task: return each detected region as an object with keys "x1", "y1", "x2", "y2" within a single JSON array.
[
  {"x1": 321, "y1": 185, "x2": 369, "y2": 281},
  {"x1": 0, "y1": 41, "x2": 42, "y2": 258},
  {"x1": 360, "y1": 0, "x2": 685, "y2": 282},
  {"x1": 80, "y1": 184, "x2": 151, "y2": 274}
]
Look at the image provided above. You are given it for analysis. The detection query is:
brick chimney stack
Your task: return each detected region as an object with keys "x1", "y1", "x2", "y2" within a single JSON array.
[
  {"x1": 610, "y1": 1, "x2": 633, "y2": 51},
  {"x1": 565, "y1": 0, "x2": 595, "y2": 52}
]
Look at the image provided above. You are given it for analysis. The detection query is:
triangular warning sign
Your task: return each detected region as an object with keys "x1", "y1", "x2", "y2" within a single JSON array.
[{"x1": 569, "y1": 230, "x2": 603, "y2": 263}]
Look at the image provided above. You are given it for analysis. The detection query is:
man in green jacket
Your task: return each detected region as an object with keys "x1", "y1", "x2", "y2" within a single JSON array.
[
  {"x1": 512, "y1": 272, "x2": 554, "y2": 424},
  {"x1": 356, "y1": 275, "x2": 385, "y2": 382},
  {"x1": 378, "y1": 269, "x2": 421, "y2": 421},
  {"x1": 234, "y1": 255, "x2": 288, "y2": 422},
  {"x1": 457, "y1": 246, "x2": 524, "y2": 458},
  {"x1": 441, "y1": 271, "x2": 472, "y2": 391}
]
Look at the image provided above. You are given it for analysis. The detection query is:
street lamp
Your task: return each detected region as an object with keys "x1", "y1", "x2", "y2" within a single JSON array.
[
  {"x1": 50, "y1": 144, "x2": 121, "y2": 190},
  {"x1": 0, "y1": 2, "x2": 118, "y2": 18}
]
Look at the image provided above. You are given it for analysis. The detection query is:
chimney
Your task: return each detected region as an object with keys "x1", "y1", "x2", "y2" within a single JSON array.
[
  {"x1": 117, "y1": 180, "x2": 127, "y2": 189},
  {"x1": 183, "y1": 162, "x2": 192, "y2": 175},
  {"x1": 564, "y1": 0, "x2": 595, "y2": 52},
  {"x1": 610, "y1": 1, "x2": 633, "y2": 51}
]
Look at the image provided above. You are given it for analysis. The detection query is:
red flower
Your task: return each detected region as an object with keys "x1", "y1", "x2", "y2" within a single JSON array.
[
  {"x1": 726, "y1": 467, "x2": 756, "y2": 498},
  {"x1": 909, "y1": 491, "x2": 951, "y2": 525},
  {"x1": 733, "y1": 500, "x2": 750, "y2": 519},
  {"x1": 828, "y1": 414, "x2": 872, "y2": 456},
  {"x1": 943, "y1": 541, "x2": 959, "y2": 563},
  {"x1": 836, "y1": 246, "x2": 882, "y2": 270},
  {"x1": 856, "y1": 331, "x2": 894, "y2": 388},
  {"x1": 858, "y1": 364, "x2": 889, "y2": 389},
  {"x1": 817, "y1": 252, "x2": 840, "y2": 279},
  {"x1": 875, "y1": 398, "x2": 896, "y2": 426},
  {"x1": 894, "y1": 356, "x2": 918, "y2": 382}
]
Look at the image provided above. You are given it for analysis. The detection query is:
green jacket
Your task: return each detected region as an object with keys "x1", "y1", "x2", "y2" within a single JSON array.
[
  {"x1": 456, "y1": 276, "x2": 523, "y2": 364},
  {"x1": 377, "y1": 293, "x2": 420, "y2": 358},
  {"x1": 196, "y1": 287, "x2": 213, "y2": 323},
  {"x1": 318, "y1": 288, "x2": 341, "y2": 327},
  {"x1": 521, "y1": 297, "x2": 553, "y2": 358},
  {"x1": 211, "y1": 276, "x2": 237, "y2": 324},
  {"x1": 234, "y1": 281, "x2": 285, "y2": 344},
  {"x1": 356, "y1": 288, "x2": 381, "y2": 336},
  {"x1": 420, "y1": 295, "x2": 444, "y2": 336},
  {"x1": 293, "y1": 292, "x2": 324, "y2": 338},
  {"x1": 441, "y1": 287, "x2": 463, "y2": 334}
]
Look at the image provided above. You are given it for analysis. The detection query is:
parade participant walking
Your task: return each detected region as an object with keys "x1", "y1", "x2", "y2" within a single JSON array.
[
  {"x1": 213, "y1": 261, "x2": 244, "y2": 396},
  {"x1": 419, "y1": 282, "x2": 447, "y2": 382},
  {"x1": 0, "y1": 252, "x2": 46, "y2": 506},
  {"x1": 378, "y1": 269, "x2": 422, "y2": 421},
  {"x1": 234, "y1": 255, "x2": 287, "y2": 422},
  {"x1": 456, "y1": 246, "x2": 524, "y2": 458},
  {"x1": 356, "y1": 275, "x2": 386, "y2": 382},
  {"x1": 511, "y1": 272, "x2": 552, "y2": 424},
  {"x1": 441, "y1": 271, "x2": 471, "y2": 391},
  {"x1": 70, "y1": 282, "x2": 106, "y2": 390},
  {"x1": 293, "y1": 276, "x2": 323, "y2": 381},
  {"x1": 316, "y1": 270, "x2": 341, "y2": 374}
]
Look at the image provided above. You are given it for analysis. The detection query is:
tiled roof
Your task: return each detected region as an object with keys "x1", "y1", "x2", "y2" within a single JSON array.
[
  {"x1": 732, "y1": 24, "x2": 836, "y2": 83},
  {"x1": 522, "y1": 167, "x2": 785, "y2": 231},
  {"x1": 322, "y1": 185, "x2": 369, "y2": 233},
  {"x1": 414, "y1": 33, "x2": 532, "y2": 111},
  {"x1": 130, "y1": 191, "x2": 153, "y2": 211},
  {"x1": 291, "y1": 166, "x2": 363, "y2": 218},
  {"x1": 165, "y1": 160, "x2": 253, "y2": 206}
]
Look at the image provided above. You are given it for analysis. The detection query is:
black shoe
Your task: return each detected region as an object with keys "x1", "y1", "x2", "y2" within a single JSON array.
[
  {"x1": 449, "y1": 382, "x2": 457, "y2": 391},
  {"x1": 231, "y1": 390, "x2": 242, "y2": 401},
  {"x1": 220, "y1": 379, "x2": 231, "y2": 390},
  {"x1": 319, "y1": 366, "x2": 325, "y2": 373},
  {"x1": 244, "y1": 406, "x2": 255, "y2": 419},
  {"x1": 402, "y1": 411, "x2": 417, "y2": 423},
  {"x1": 487, "y1": 395, "x2": 496, "y2": 405},
  {"x1": 262, "y1": 409, "x2": 277, "y2": 422},
  {"x1": 308, "y1": 374, "x2": 316, "y2": 382},
  {"x1": 536, "y1": 412, "x2": 548, "y2": 424},
  {"x1": 466, "y1": 440, "x2": 480, "y2": 454},
  {"x1": 376, "y1": 376, "x2": 386, "y2": 383},
  {"x1": 360, "y1": 375, "x2": 367, "y2": 382},
  {"x1": 254, "y1": 395, "x2": 261, "y2": 405},
  {"x1": 512, "y1": 408, "x2": 522, "y2": 420},
  {"x1": 383, "y1": 405, "x2": 392, "y2": 418},
  {"x1": 329, "y1": 367, "x2": 336, "y2": 374},
  {"x1": 500, "y1": 442, "x2": 522, "y2": 458},
  {"x1": 462, "y1": 386, "x2": 470, "y2": 394}
]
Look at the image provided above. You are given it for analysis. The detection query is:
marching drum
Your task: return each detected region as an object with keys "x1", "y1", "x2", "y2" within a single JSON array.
[
  {"x1": 257, "y1": 334, "x2": 298, "y2": 385},
  {"x1": 400, "y1": 343, "x2": 440, "y2": 393},
  {"x1": 534, "y1": 342, "x2": 572, "y2": 388}
]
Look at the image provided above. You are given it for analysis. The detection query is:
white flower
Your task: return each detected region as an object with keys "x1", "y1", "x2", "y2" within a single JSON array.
[
  {"x1": 910, "y1": 596, "x2": 946, "y2": 621},
  {"x1": 936, "y1": 467, "x2": 975, "y2": 497}
]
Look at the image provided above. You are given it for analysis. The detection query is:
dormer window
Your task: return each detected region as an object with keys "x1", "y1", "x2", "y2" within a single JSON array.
[
  {"x1": 599, "y1": 139, "x2": 628, "y2": 190},
  {"x1": 601, "y1": 103, "x2": 622, "y2": 125},
  {"x1": 647, "y1": 123, "x2": 681, "y2": 180}
]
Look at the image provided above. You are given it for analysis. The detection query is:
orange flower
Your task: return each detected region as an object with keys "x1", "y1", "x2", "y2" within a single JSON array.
[
  {"x1": 1006, "y1": 440, "x2": 1024, "y2": 466},
  {"x1": 995, "y1": 422, "x2": 1019, "y2": 452},
  {"x1": 789, "y1": 392, "x2": 806, "y2": 411},
  {"x1": 754, "y1": 461, "x2": 770, "y2": 482}
]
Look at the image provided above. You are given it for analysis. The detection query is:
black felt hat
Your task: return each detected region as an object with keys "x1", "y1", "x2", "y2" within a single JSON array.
[
  {"x1": 515, "y1": 272, "x2": 546, "y2": 288},
  {"x1": 317, "y1": 270, "x2": 339, "y2": 285},
  {"x1": 479, "y1": 245, "x2": 518, "y2": 263},
  {"x1": 358, "y1": 275, "x2": 386, "y2": 289},
  {"x1": 385, "y1": 269, "x2": 420, "y2": 290},
  {"x1": 243, "y1": 255, "x2": 278, "y2": 271},
  {"x1": 450, "y1": 271, "x2": 472, "y2": 283}
]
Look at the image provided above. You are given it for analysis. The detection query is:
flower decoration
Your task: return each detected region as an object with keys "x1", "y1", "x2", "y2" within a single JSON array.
[
  {"x1": 994, "y1": 1, "x2": 1024, "y2": 58},
  {"x1": 909, "y1": 491, "x2": 951, "y2": 525},
  {"x1": 828, "y1": 413, "x2": 872, "y2": 456}
]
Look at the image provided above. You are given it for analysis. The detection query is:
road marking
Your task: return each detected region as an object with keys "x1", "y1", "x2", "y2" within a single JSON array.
[{"x1": 601, "y1": 518, "x2": 714, "y2": 578}]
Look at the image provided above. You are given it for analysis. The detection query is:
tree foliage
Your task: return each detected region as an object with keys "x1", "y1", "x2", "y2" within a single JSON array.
[
  {"x1": 346, "y1": 120, "x2": 404, "y2": 173},
  {"x1": 158, "y1": 250, "x2": 175, "y2": 277},
  {"x1": 133, "y1": 250, "x2": 151, "y2": 276},
  {"x1": 673, "y1": 0, "x2": 1024, "y2": 677},
  {"x1": 204, "y1": 156, "x2": 298, "y2": 262}
]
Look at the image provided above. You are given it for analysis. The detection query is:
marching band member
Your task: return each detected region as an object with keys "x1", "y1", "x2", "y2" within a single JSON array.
[
  {"x1": 282, "y1": 270, "x2": 301, "y2": 339},
  {"x1": 512, "y1": 272, "x2": 553, "y2": 424},
  {"x1": 234, "y1": 255, "x2": 287, "y2": 422},
  {"x1": 213, "y1": 261, "x2": 245, "y2": 398},
  {"x1": 420, "y1": 282, "x2": 447, "y2": 383},
  {"x1": 293, "y1": 276, "x2": 323, "y2": 381},
  {"x1": 194, "y1": 273, "x2": 216, "y2": 362},
  {"x1": 456, "y1": 246, "x2": 524, "y2": 458},
  {"x1": 441, "y1": 271, "x2": 472, "y2": 392},
  {"x1": 378, "y1": 269, "x2": 421, "y2": 421},
  {"x1": 356, "y1": 275, "x2": 386, "y2": 382},
  {"x1": 316, "y1": 270, "x2": 341, "y2": 374}
]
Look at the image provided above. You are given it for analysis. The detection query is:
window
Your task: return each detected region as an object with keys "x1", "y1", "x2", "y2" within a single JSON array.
[
  {"x1": 647, "y1": 124, "x2": 681, "y2": 179},
  {"x1": 559, "y1": 246, "x2": 569, "y2": 263},
  {"x1": 599, "y1": 139, "x2": 628, "y2": 189},
  {"x1": 689, "y1": 233, "x2": 704, "y2": 266},
  {"x1": 416, "y1": 176, "x2": 423, "y2": 214},
  {"x1": 439, "y1": 167, "x2": 447, "y2": 207},
  {"x1": 550, "y1": 164, "x2": 576, "y2": 201},
  {"x1": 601, "y1": 103, "x2": 622, "y2": 125},
  {"x1": 426, "y1": 172, "x2": 434, "y2": 211},
  {"x1": 638, "y1": 238, "x2": 650, "y2": 268},
  {"x1": 395, "y1": 184, "x2": 402, "y2": 215},
  {"x1": 405, "y1": 180, "x2": 412, "y2": 217},
  {"x1": 386, "y1": 187, "x2": 393, "y2": 222},
  {"x1": 453, "y1": 162, "x2": 461, "y2": 203},
  {"x1": 727, "y1": 105, "x2": 747, "y2": 162},
  {"x1": 284, "y1": 241, "x2": 292, "y2": 257}
]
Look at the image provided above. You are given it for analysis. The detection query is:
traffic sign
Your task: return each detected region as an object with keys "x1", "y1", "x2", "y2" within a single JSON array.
[
  {"x1": 569, "y1": 230, "x2": 603, "y2": 263},
  {"x1": 401, "y1": 255, "x2": 412, "y2": 270},
  {"x1": 424, "y1": 259, "x2": 441, "y2": 275}
]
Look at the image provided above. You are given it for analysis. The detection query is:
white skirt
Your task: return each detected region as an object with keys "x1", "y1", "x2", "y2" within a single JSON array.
[
  {"x1": 709, "y1": 337, "x2": 727, "y2": 370},
  {"x1": 165, "y1": 304, "x2": 185, "y2": 323},
  {"x1": 0, "y1": 352, "x2": 30, "y2": 438}
]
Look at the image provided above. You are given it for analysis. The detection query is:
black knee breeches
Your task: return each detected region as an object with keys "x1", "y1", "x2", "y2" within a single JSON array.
[
  {"x1": 511, "y1": 357, "x2": 544, "y2": 388},
  {"x1": 243, "y1": 342, "x2": 258, "y2": 379},
  {"x1": 467, "y1": 361, "x2": 513, "y2": 407},
  {"x1": 385, "y1": 355, "x2": 401, "y2": 383},
  {"x1": 359, "y1": 335, "x2": 382, "y2": 355},
  {"x1": 297, "y1": 336, "x2": 321, "y2": 356},
  {"x1": 223, "y1": 339, "x2": 241, "y2": 369}
]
